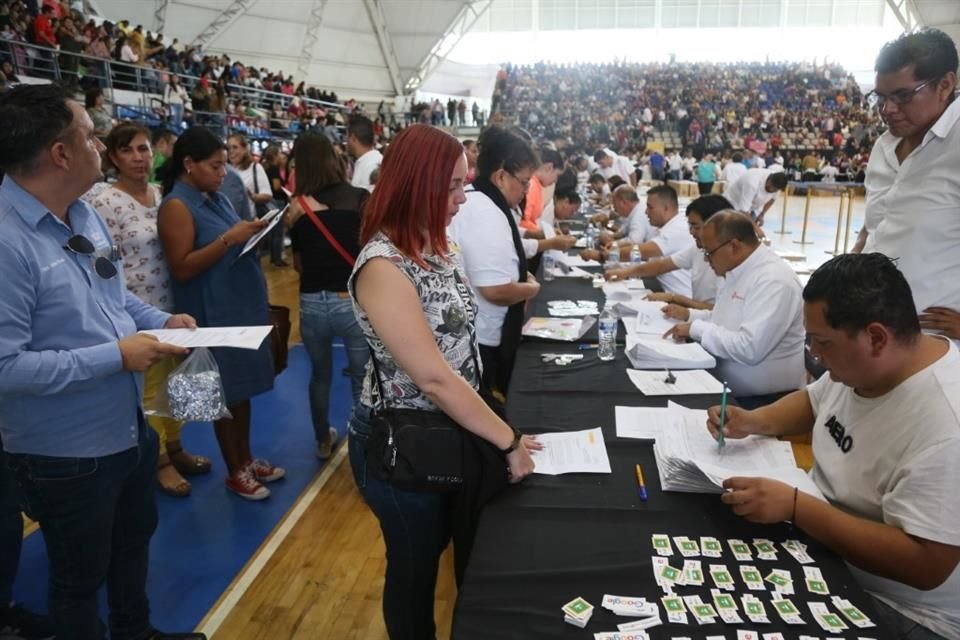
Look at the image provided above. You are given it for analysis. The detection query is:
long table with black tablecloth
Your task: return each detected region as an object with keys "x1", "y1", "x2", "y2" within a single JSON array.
[{"x1": 451, "y1": 266, "x2": 892, "y2": 640}]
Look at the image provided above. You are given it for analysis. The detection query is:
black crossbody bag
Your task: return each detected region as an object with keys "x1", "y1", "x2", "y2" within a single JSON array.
[{"x1": 365, "y1": 347, "x2": 489, "y2": 493}]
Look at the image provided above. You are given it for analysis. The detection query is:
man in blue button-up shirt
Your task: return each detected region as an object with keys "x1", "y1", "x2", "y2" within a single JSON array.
[{"x1": 0, "y1": 85, "x2": 206, "y2": 640}]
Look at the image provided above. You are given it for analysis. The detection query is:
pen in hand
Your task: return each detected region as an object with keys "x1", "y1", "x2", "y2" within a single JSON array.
[
  {"x1": 635, "y1": 463, "x2": 648, "y2": 502},
  {"x1": 717, "y1": 381, "x2": 728, "y2": 450}
]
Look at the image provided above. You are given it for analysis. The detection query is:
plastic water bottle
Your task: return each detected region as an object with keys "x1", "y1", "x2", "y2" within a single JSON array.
[
  {"x1": 585, "y1": 224, "x2": 596, "y2": 251},
  {"x1": 630, "y1": 244, "x2": 642, "y2": 265},
  {"x1": 598, "y1": 306, "x2": 618, "y2": 361},
  {"x1": 543, "y1": 252, "x2": 555, "y2": 282}
]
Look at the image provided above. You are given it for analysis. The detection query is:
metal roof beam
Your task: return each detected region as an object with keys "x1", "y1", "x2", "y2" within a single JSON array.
[
  {"x1": 153, "y1": 0, "x2": 169, "y2": 33},
  {"x1": 362, "y1": 0, "x2": 404, "y2": 96},
  {"x1": 297, "y1": 0, "x2": 330, "y2": 80},
  {"x1": 191, "y1": 0, "x2": 261, "y2": 47},
  {"x1": 405, "y1": 0, "x2": 493, "y2": 94}
]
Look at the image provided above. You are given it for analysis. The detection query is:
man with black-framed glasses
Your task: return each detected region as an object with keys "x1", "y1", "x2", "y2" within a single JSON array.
[
  {"x1": 663, "y1": 211, "x2": 805, "y2": 408},
  {"x1": 0, "y1": 84, "x2": 205, "y2": 639},
  {"x1": 853, "y1": 29, "x2": 960, "y2": 342}
]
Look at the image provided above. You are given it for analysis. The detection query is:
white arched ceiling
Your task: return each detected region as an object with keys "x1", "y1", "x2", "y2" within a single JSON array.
[{"x1": 91, "y1": 0, "x2": 479, "y2": 99}]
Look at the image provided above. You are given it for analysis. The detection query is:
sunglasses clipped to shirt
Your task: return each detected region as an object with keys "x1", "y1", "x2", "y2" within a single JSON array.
[{"x1": 64, "y1": 234, "x2": 119, "y2": 280}]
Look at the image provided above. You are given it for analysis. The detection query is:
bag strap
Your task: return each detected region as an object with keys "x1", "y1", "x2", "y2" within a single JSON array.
[{"x1": 298, "y1": 195, "x2": 356, "y2": 267}]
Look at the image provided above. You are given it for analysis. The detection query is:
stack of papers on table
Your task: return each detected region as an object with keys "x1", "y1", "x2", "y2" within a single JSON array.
[
  {"x1": 522, "y1": 316, "x2": 596, "y2": 341},
  {"x1": 602, "y1": 280, "x2": 648, "y2": 302},
  {"x1": 531, "y1": 427, "x2": 612, "y2": 475},
  {"x1": 626, "y1": 335, "x2": 716, "y2": 369},
  {"x1": 626, "y1": 368, "x2": 724, "y2": 396},
  {"x1": 546, "y1": 260, "x2": 594, "y2": 279},
  {"x1": 620, "y1": 300, "x2": 679, "y2": 336},
  {"x1": 547, "y1": 299, "x2": 600, "y2": 317},
  {"x1": 653, "y1": 404, "x2": 824, "y2": 498}
]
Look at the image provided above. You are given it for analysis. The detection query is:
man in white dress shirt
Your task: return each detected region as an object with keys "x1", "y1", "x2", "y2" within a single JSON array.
[
  {"x1": 709, "y1": 254, "x2": 960, "y2": 638},
  {"x1": 724, "y1": 168, "x2": 788, "y2": 226},
  {"x1": 346, "y1": 114, "x2": 382, "y2": 192},
  {"x1": 666, "y1": 211, "x2": 805, "y2": 404},
  {"x1": 721, "y1": 152, "x2": 747, "y2": 184},
  {"x1": 853, "y1": 29, "x2": 960, "y2": 341},
  {"x1": 582, "y1": 185, "x2": 695, "y2": 297},
  {"x1": 594, "y1": 148, "x2": 635, "y2": 186},
  {"x1": 596, "y1": 185, "x2": 654, "y2": 248},
  {"x1": 605, "y1": 194, "x2": 731, "y2": 311}
]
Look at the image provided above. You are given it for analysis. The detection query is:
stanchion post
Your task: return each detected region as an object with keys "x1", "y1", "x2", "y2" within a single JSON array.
[
  {"x1": 777, "y1": 183, "x2": 793, "y2": 235},
  {"x1": 843, "y1": 187, "x2": 855, "y2": 253},
  {"x1": 793, "y1": 185, "x2": 814, "y2": 245},
  {"x1": 826, "y1": 191, "x2": 846, "y2": 255}
]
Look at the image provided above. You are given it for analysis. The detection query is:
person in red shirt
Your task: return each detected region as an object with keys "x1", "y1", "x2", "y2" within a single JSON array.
[{"x1": 33, "y1": 5, "x2": 57, "y2": 48}]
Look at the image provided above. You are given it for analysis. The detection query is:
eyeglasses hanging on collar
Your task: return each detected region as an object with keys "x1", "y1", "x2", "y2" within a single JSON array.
[{"x1": 63, "y1": 234, "x2": 119, "y2": 280}]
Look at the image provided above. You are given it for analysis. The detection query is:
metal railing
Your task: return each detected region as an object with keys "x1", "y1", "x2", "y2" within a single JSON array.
[{"x1": 0, "y1": 39, "x2": 348, "y2": 140}]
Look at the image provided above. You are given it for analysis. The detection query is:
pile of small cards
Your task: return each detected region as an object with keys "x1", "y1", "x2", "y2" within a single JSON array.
[
  {"x1": 547, "y1": 299, "x2": 600, "y2": 317},
  {"x1": 603, "y1": 594, "x2": 661, "y2": 632},
  {"x1": 562, "y1": 596, "x2": 594, "y2": 628}
]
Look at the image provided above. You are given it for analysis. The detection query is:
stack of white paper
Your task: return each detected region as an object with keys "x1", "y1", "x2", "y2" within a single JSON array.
[
  {"x1": 625, "y1": 335, "x2": 717, "y2": 370},
  {"x1": 531, "y1": 427, "x2": 612, "y2": 475},
  {"x1": 621, "y1": 301, "x2": 679, "y2": 336},
  {"x1": 602, "y1": 280, "x2": 648, "y2": 302},
  {"x1": 626, "y1": 369, "x2": 725, "y2": 396},
  {"x1": 522, "y1": 316, "x2": 596, "y2": 341},
  {"x1": 653, "y1": 404, "x2": 824, "y2": 498}
]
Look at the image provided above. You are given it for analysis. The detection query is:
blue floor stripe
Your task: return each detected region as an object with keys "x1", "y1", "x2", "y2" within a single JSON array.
[{"x1": 12, "y1": 343, "x2": 351, "y2": 633}]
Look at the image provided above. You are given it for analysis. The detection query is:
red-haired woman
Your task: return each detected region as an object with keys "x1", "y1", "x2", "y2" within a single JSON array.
[{"x1": 347, "y1": 124, "x2": 538, "y2": 639}]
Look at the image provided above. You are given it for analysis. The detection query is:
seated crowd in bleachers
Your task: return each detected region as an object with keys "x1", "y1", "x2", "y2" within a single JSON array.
[{"x1": 492, "y1": 60, "x2": 882, "y2": 180}]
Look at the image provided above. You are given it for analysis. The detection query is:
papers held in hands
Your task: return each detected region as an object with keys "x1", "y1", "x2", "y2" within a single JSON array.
[
  {"x1": 238, "y1": 205, "x2": 287, "y2": 258},
  {"x1": 651, "y1": 403, "x2": 825, "y2": 499},
  {"x1": 625, "y1": 334, "x2": 717, "y2": 370},
  {"x1": 530, "y1": 427, "x2": 612, "y2": 475},
  {"x1": 522, "y1": 316, "x2": 596, "y2": 342},
  {"x1": 141, "y1": 326, "x2": 273, "y2": 350}
]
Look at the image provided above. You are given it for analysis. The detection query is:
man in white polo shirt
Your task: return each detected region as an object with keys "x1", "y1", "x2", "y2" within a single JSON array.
[
  {"x1": 853, "y1": 29, "x2": 960, "y2": 341},
  {"x1": 581, "y1": 185, "x2": 695, "y2": 297},
  {"x1": 709, "y1": 254, "x2": 960, "y2": 638},
  {"x1": 666, "y1": 211, "x2": 804, "y2": 403}
]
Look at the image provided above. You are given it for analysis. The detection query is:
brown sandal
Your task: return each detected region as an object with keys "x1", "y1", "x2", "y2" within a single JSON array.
[
  {"x1": 157, "y1": 457, "x2": 192, "y2": 497},
  {"x1": 168, "y1": 446, "x2": 213, "y2": 477}
]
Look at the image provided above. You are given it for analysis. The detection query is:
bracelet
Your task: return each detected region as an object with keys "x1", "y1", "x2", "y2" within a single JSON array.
[
  {"x1": 500, "y1": 429, "x2": 522, "y2": 455},
  {"x1": 791, "y1": 486, "x2": 799, "y2": 524},
  {"x1": 219, "y1": 234, "x2": 230, "y2": 248}
]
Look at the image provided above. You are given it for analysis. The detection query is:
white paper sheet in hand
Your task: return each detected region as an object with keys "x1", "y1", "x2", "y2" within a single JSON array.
[
  {"x1": 239, "y1": 205, "x2": 287, "y2": 258},
  {"x1": 142, "y1": 326, "x2": 273, "y2": 350},
  {"x1": 548, "y1": 265, "x2": 595, "y2": 279},
  {"x1": 530, "y1": 427, "x2": 612, "y2": 475},
  {"x1": 625, "y1": 334, "x2": 717, "y2": 369},
  {"x1": 626, "y1": 368, "x2": 725, "y2": 396},
  {"x1": 625, "y1": 302, "x2": 679, "y2": 336},
  {"x1": 557, "y1": 254, "x2": 601, "y2": 268},
  {"x1": 603, "y1": 280, "x2": 648, "y2": 301}
]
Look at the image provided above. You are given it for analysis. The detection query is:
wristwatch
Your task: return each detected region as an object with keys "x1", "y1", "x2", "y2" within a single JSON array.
[{"x1": 500, "y1": 428, "x2": 522, "y2": 454}]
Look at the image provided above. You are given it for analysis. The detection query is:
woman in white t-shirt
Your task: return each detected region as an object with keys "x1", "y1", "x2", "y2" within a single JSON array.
[
  {"x1": 86, "y1": 123, "x2": 212, "y2": 498},
  {"x1": 163, "y1": 74, "x2": 188, "y2": 127},
  {"x1": 448, "y1": 126, "x2": 542, "y2": 396}
]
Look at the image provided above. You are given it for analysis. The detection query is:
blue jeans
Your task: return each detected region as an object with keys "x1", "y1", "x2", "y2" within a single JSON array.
[
  {"x1": 6, "y1": 423, "x2": 159, "y2": 640},
  {"x1": 0, "y1": 437, "x2": 22, "y2": 606},
  {"x1": 348, "y1": 405, "x2": 452, "y2": 640},
  {"x1": 869, "y1": 594, "x2": 948, "y2": 639},
  {"x1": 300, "y1": 291, "x2": 368, "y2": 444}
]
